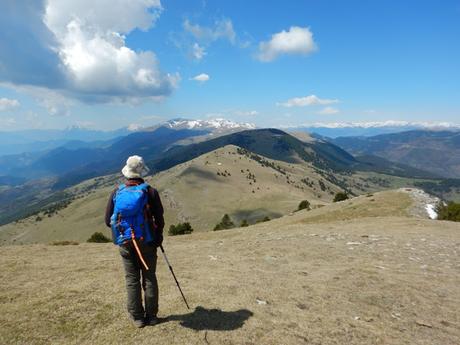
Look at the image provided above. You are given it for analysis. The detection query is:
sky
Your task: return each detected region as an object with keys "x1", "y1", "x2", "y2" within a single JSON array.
[{"x1": 0, "y1": 0, "x2": 459, "y2": 131}]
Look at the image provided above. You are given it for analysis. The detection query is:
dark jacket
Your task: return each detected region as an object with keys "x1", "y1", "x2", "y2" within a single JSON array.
[{"x1": 105, "y1": 178, "x2": 165, "y2": 244}]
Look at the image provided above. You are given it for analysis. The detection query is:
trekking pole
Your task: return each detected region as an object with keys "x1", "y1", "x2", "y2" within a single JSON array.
[{"x1": 159, "y1": 245, "x2": 190, "y2": 310}]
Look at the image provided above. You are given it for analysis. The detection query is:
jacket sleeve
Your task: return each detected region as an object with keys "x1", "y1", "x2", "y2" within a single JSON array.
[
  {"x1": 105, "y1": 190, "x2": 116, "y2": 227},
  {"x1": 148, "y1": 187, "x2": 165, "y2": 233}
]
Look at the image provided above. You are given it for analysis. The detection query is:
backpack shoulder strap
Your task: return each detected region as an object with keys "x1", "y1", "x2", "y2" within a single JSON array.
[
  {"x1": 112, "y1": 183, "x2": 126, "y2": 202},
  {"x1": 138, "y1": 182, "x2": 149, "y2": 189}
]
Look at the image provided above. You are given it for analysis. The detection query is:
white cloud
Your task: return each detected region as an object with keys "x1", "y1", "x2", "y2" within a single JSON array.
[
  {"x1": 184, "y1": 19, "x2": 236, "y2": 44},
  {"x1": 42, "y1": 0, "x2": 178, "y2": 103},
  {"x1": 192, "y1": 43, "x2": 207, "y2": 60},
  {"x1": 257, "y1": 26, "x2": 317, "y2": 62},
  {"x1": 8, "y1": 84, "x2": 73, "y2": 116},
  {"x1": 318, "y1": 106, "x2": 340, "y2": 115},
  {"x1": 277, "y1": 94, "x2": 338, "y2": 107},
  {"x1": 45, "y1": 0, "x2": 162, "y2": 35},
  {"x1": 191, "y1": 73, "x2": 210, "y2": 82},
  {"x1": 0, "y1": 1, "x2": 177, "y2": 106},
  {"x1": 235, "y1": 110, "x2": 258, "y2": 116},
  {"x1": 0, "y1": 98, "x2": 20, "y2": 111}
]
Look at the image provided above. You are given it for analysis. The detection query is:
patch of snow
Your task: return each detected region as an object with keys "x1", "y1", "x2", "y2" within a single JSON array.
[
  {"x1": 425, "y1": 204, "x2": 437, "y2": 219},
  {"x1": 398, "y1": 188, "x2": 441, "y2": 219}
]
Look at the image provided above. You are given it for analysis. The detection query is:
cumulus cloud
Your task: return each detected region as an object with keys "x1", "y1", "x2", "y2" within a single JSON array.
[
  {"x1": 191, "y1": 73, "x2": 210, "y2": 82},
  {"x1": 257, "y1": 26, "x2": 317, "y2": 62},
  {"x1": 318, "y1": 106, "x2": 340, "y2": 115},
  {"x1": 0, "y1": 98, "x2": 20, "y2": 111},
  {"x1": 0, "y1": 0, "x2": 177, "y2": 105},
  {"x1": 277, "y1": 95, "x2": 338, "y2": 107},
  {"x1": 184, "y1": 19, "x2": 236, "y2": 44}
]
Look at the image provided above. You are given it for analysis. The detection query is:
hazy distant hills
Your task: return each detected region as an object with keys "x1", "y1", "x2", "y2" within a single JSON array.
[
  {"x1": 0, "y1": 127, "x2": 209, "y2": 185},
  {"x1": 0, "y1": 126, "x2": 131, "y2": 156},
  {"x1": 0, "y1": 118, "x2": 256, "y2": 185},
  {"x1": 332, "y1": 130, "x2": 460, "y2": 178}
]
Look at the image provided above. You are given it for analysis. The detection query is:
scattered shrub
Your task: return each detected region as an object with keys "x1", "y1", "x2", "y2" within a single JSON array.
[
  {"x1": 169, "y1": 222, "x2": 194, "y2": 236},
  {"x1": 214, "y1": 214, "x2": 235, "y2": 231},
  {"x1": 87, "y1": 232, "x2": 111, "y2": 243},
  {"x1": 318, "y1": 180, "x2": 327, "y2": 192},
  {"x1": 240, "y1": 219, "x2": 249, "y2": 227},
  {"x1": 50, "y1": 240, "x2": 79, "y2": 246},
  {"x1": 333, "y1": 192, "x2": 349, "y2": 202},
  {"x1": 436, "y1": 201, "x2": 460, "y2": 222},
  {"x1": 298, "y1": 200, "x2": 311, "y2": 211}
]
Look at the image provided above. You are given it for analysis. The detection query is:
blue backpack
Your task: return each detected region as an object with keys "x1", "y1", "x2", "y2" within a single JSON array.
[{"x1": 110, "y1": 182, "x2": 154, "y2": 246}]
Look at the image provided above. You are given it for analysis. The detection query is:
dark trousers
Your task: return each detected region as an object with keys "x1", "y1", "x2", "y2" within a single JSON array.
[{"x1": 119, "y1": 241, "x2": 158, "y2": 320}]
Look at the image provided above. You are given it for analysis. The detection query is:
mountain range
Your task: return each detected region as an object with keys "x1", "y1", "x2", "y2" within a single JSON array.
[
  {"x1": 1, "y1": 120, "x2": 460, "y2": 230},
  {"x1": 332, "y1": 130, "x2": 460, "y2": 178},
  {"x1": 289, "y1": 121, "x2": 460, "y2": 138}
]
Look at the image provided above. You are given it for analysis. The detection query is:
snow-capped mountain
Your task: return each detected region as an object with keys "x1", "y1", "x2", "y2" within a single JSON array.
[
  {"x1": 163, "y1": 118, "x2": 257, "y2": 132},
  {"x1": 287, "y1": 121, "x2": 460, "y2": 138}
]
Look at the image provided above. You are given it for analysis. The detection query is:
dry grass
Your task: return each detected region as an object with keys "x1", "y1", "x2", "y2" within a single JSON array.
[
  {"x1": 0, "y1": 145, "x2": 341, "y2": 245},
  {"x1": 1, "y1": 191, "x2": 459, "y2": 344}
]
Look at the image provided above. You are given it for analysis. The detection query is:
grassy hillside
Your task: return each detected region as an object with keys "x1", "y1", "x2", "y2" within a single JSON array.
[
  {"x1": 0, "y1": 145, "x2": 343, "y2": 245},
  {"x1": 2, "y1": 142, "x2": 456, "y2": 246},
  {"x1": 1, "y1": 190, "x2": 459, "y2": 344}
]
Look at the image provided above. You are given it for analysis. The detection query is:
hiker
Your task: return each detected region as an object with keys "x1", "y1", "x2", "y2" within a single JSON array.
[{"x1": 105, "y1": 155, "x2": 165, "y2": 328}]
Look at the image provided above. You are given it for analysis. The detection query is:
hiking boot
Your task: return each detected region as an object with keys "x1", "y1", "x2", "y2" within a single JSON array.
[
  {"x1": 145, "y1": 316, "x2": 159, "y2": 326},
  {"x1": 132, "y1": 318, "x2": 145, "y2": 328}
]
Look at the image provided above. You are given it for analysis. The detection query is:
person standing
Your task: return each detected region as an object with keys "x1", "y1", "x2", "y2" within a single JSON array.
[{"x1": 105, "y1": 155, "x2": 165, "y2": 328}]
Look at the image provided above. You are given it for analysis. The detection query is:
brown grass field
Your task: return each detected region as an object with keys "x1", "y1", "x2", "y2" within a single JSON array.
[{"x1": 1, "y1": 190, "x2": 459, "y2": 345}]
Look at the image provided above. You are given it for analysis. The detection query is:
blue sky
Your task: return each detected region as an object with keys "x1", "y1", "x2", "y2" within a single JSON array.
[{"x1": 0, "y1": 0, "x2": 459, "y2": 130}]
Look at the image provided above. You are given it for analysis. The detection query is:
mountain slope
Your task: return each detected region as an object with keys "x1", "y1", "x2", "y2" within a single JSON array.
[
  {"x1": 0, "y1": 145, "x2": 345, "y2": 244},
  {"x1": 332, "y1": 130, "x2": 460, "y2": 178},
  {"x1": 1, "y1": 190, "x2": 459, "y2": 345},
  {"x1": 149, "y1": 128, "x2": 358, "y2": 174}
]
